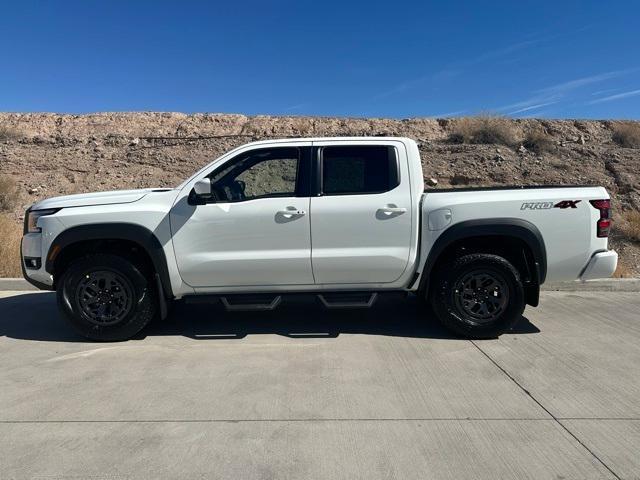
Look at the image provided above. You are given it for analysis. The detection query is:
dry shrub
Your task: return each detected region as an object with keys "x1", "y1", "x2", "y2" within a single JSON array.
[
  {"x1": 612, "y1": 260, "x2": 634, "y2": 278},
  {"x1": 0, "y1": 125, "x2": 22, "y2": 142},
  {"x1": 0, "y1": 175, "x2": 19, "y2": 212},
  {"x1": 449, "y1": 115, "x2": 517, "y2": 146},
  {"x1": 523, "y1": 128, "x2": 554, "y2": 154},
  {"x1": 611, "y1": 258, "x2": 635, "y2": 278},
  {"x1": 0, "y1": 215, "x2": 22, "y2": 277},
  {"x1": 612, "y1": 122, "x2": 640, "y2": 148},
  {"x1": 617, "y1": 210, "x2": 640, "y2": 242}
]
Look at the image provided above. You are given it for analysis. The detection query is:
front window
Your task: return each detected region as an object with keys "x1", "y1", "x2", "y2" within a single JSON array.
[{"x1": 208, "y1": 147, "x2": 300, "y2": 202}]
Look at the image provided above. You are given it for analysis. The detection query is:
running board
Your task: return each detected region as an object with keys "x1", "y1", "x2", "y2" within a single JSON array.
[
  {"x1": 220, "y1": 295, "x2": 282, "y2": 311},
  {"x1": 317, "y1": 292, "x2": 378, "y2": 309}
]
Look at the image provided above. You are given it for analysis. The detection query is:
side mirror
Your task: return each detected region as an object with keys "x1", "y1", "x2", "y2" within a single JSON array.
[{"x1": 194, "y1": 178, "x2": 212, "y2": 196}]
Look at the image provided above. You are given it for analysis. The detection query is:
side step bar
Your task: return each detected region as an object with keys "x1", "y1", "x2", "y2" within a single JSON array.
[
  {"x1": 220, "y1": 295, "x2": 282, "y2": 311},
  {"x1": 318, "y1": 292, "x2": 378, "y2": 309},
  {"x1": 185, "y1": 291, "x2": 385, "y2": 311}
]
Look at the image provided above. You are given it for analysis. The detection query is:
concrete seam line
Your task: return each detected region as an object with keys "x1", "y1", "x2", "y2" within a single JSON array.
[
  {"x1": 470, "y1": 340, "x2": 622, "y2": 480},
  {"x1": 1, "y1": 418, "x2": 638, "y2": 424},
  {"x1": 0, "y1": 418, "x2": 582, "y2": 424}
]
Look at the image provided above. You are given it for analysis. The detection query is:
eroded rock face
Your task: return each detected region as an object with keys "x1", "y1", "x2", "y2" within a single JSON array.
[{"x1": 1, "y1": 113, "x2": 639, "y2": 272}]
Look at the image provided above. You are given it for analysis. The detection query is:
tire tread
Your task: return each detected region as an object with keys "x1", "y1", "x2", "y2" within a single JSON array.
[
  {"x1": 56, "y1": 253, "x2": 157, "y2": 341},
  {"x1": 429, "y1": 253, "x2": 525, "y2": 339}
]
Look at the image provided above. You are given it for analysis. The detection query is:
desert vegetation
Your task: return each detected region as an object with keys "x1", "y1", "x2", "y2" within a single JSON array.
[
  {"x1": 449, "y1": 116, "x2": 557, "y2": 153},
  {"x1": 0, "y1": 125, "x2": 22, "y2": 142},
  {"x1": 0, "y1": 215, "x2": 21, "y2": 277},
  {"x1": 0, "y1": 175, "x2": 21, "y2": 277},
  {"x1": 617, "y1": 210, "x2": 640, "y2": 242},
  {"x1": 448, "y1": 115, "x2": 517, "y2": 146},
  {"x1": 0, "y1": 175, "x2": 18, "y2": 212},
  {"x1": 612, "y1": 261, "x2": 634, "y2": 278},
  {"x1": 522, "y1": 127, "x2": 555, "y2": 153},
  {"x1": 612, "y1": 122, "x2": 640, "y2": 148}
]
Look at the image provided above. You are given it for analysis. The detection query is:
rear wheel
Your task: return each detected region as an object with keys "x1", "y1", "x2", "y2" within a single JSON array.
[
  {"x1": 56, "y1": 254, "x2": 157, "y2": 341},
  {"x1": 429, "y1": 253, "x2": 525, "y2": 339}
]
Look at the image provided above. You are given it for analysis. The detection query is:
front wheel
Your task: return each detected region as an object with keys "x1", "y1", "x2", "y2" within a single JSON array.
[
  {"x1": 429, "y1": 253, "x2": 525, "y2": 339},
  {"x1": 56, "y1": 254, "x2": 157, "y2": 341}
]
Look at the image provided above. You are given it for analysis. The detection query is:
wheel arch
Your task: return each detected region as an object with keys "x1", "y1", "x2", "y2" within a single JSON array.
[
  {"x1": 418, "y1": 219, "x2": 546, "y2": 307},
  {"x1": 45, "y1": 223, "x2": 173, "y2": 298}
]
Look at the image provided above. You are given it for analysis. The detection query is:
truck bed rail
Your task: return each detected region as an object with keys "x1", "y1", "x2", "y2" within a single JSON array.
[{"x1": 425, "y1": 184, "x2": 595, "y2": 193}]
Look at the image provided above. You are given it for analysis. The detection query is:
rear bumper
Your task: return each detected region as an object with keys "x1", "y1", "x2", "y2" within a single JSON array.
[{"x1": 580, "y1": 250, "x2": 618, "y2": 282}]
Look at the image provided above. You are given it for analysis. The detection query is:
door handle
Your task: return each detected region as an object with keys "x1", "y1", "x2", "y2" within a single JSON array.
[
  {"x1": 379, "y1": 206, "x2": 407, "y2": 215},
  {"x1": 277, "y1": 209, "x2": 306, "y2": 218}
]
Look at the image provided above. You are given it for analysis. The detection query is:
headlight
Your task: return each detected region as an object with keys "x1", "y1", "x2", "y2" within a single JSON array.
[{"x1": 25, "y1": 208, "x2": 60, "y2": 234}]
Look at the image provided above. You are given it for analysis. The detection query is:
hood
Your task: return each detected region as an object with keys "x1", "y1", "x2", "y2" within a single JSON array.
[{"x1": 30, "y1": 188, "x2": 174, "y2": 210}]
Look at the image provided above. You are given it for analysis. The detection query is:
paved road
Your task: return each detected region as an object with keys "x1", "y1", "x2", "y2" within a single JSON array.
[{"x1": 0, "y1": 290, "x2": 638, "y2": 479}]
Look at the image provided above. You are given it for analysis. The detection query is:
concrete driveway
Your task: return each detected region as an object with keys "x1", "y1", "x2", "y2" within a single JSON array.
[{"x1": 0, "y1": 289, "x2": 638, "y2": 479}]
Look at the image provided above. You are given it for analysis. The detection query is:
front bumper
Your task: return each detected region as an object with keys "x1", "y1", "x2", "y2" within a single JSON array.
[
  {"x1": 580, "y1": 250, "x2": 618, "y2": 282},
  {"x1": 20, "y1": 235, "x2": 54, "y2": 290}
]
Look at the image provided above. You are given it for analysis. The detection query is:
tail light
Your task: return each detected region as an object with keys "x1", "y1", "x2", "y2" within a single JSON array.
[{"x1": 589, "y1": 199, "x2": 611, "y2": 238}]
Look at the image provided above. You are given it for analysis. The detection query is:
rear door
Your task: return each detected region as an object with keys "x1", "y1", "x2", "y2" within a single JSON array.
[{"x1": 309, "y1": 141, "x2": 413, "y2": 284}]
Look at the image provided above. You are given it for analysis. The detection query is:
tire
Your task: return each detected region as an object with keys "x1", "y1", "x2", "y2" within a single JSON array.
[
  {"x1": 429, "y1": 253, "x2": 525, "y2": 339},
  {"x1": 56, "y1": 254, "x2": 157, "y2": 341}
]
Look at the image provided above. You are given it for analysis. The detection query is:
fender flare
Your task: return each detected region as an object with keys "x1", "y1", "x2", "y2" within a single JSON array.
[
  {"x1": 45, "y1": 223, "x2": 173, "y2": 298},
  {"x1": 418, "y1": 218, "x2": 547, "y2": 293}
]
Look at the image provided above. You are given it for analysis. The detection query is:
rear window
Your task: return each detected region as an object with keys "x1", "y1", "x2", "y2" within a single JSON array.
[{"x1": 321, "y1": 146, "x2": 399, "y2": 195}]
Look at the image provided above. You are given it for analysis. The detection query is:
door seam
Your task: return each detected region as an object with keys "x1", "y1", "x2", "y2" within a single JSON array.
[{"x1": 308, "y1": 196, "x2": 316, "y2": 283}]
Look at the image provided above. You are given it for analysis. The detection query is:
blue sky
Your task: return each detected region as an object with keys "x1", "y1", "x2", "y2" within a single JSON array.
[{"x1": 1, "y1": 0, "x2": 639, "y2": 118}]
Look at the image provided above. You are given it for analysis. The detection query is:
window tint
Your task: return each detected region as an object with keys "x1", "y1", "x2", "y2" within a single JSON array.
[
  {"x1": 321, "y1": 146, "x2": 398, "y2": 195},
  {"x1": 209, "y1": 147, "x2": 299, "y2": 202}
]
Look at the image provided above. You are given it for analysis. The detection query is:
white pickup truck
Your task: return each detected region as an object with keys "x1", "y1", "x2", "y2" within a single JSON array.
[{"x1": 21, "y1": 137, "x2": 618, "y2": 341}]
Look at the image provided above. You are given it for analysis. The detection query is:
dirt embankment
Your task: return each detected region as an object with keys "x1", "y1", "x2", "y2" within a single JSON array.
[{"x1": 0, "y1": 113, "x2": 638, "y2": 275}]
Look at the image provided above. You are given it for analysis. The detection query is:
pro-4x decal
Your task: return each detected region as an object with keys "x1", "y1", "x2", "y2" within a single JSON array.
[
  {"x1": 521, "y1": 200, "x2": 581, "y2": 210},
  {"x1": 553, "y1": 200, "x2": 581, "y2": 209}
]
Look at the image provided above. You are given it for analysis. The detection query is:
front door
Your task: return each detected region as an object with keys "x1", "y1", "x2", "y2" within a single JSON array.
[
  {"x1": 310, "y1": 142, "x2": 413, "y2": 284},
  {"x1": 170, "y1": 145, "x2": 313, "y2": 288}
]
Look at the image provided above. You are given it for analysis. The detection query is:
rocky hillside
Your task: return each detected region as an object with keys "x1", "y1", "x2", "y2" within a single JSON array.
[{"x1": 0, "y1": 113, "x2": 638, "y2": 274}]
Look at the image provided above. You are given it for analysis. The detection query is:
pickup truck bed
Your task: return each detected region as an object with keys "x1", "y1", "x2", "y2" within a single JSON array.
[{"x1": 419, "y1": 184, "x2": 614, "y2": 284}]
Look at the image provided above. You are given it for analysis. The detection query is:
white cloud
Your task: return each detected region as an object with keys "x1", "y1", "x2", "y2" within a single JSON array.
[
  {"x1": 428, "y1": 109, "x2": 467, "y2": 118},
  {"x1": 586, "y1": 89, "x2": 640, "y2": 104},
  {"x1": 497, "y1": 69, "x2": 637, "y2": 116},
  {"x1": 373, "y1": 33, "x2": 554, "y2": 100},
  {"x1": 283, "y1": 103, "x2": 309, "y2": 112},
  {"x1": 507, "y1": 101, "x2": 558, "y2": 115},
  {"x1": 536, "y1": 71, "x2": 629, "y2": 95}
]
